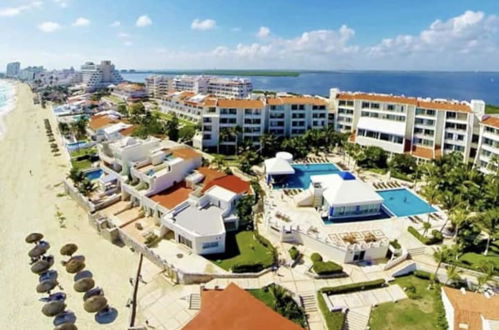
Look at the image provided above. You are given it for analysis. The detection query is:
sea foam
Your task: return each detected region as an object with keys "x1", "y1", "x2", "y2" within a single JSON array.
[{"x1": 0, "y1": 80, "x2": 16, "y2": 137}]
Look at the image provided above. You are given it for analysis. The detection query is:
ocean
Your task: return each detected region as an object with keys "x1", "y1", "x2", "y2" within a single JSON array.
[
  {"x1": 122, "y1": 71, "x2": 499, "y2": 105},
  {"x1": 0, "y1": 80, "x2": 16, "y2": 137}
]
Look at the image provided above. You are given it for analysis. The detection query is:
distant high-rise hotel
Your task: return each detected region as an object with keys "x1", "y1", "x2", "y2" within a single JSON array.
[
  {"x1": 6, "y1": 62, "x2": 21, "y2": 78},
  {"x1": 80, "y1": 60, "x2": 124, "y2": 91}
]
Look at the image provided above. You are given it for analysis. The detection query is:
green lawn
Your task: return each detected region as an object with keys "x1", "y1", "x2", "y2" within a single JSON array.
[
  {"x1": 317, "y1": 292, "x2": 345, "y2": 330},
  {"x1": 152, "y1": 111, "x2": 198, "y2": 127},
  {"x1": 485, "y1": 104, "x2": 499, "y2": 114},
  {"x1": 206, "y1": 231, "x2": 274, "y2": 271},
  {"x1": 102, "y1": 95, "x2": 126, "y2": 105},
  {"x1": 368, "y1": 276, "x2": 447, "y2": 330},
  {"x1": 71, "y1": 159, "x2": 92, "y2": 171},
  {"x1": 249, "y1": 285, "x2": 307, "y2": 327},
  {"x1": 458, "y1": 252, "x2": 499, "y2": 273},
  {"x1": 70, "y1": 147, "x2": 97, "y2": 158}
]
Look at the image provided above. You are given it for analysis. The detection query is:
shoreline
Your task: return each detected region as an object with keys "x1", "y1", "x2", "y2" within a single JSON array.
[
  {"x1": 0, "y1": 79, "x2": 18, "y2": 138},
  {"x1": 0, "y1": 83, "x2": 137, "y2": 329}
]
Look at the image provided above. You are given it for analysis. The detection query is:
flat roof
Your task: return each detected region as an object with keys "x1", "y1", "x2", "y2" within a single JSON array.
[
  {"x1": 206, "y1": 186, "x2": 236, "y2": 203},
  {"x1": 172, "y1": 204, "x2": 225, "y2": 236},
  {"x1": 150, "y1": 182, "x2": 193, "y2": 209},
  {"x1": 183, "y1": 283, "x2": 303, "y2": 330}
]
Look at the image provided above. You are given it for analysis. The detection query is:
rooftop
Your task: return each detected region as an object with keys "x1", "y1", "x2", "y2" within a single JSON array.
[
  {"x1": 171, "y1": 147, "x2": 201, "y2": 160},
  {"x1": 217, "y1": 98, "x2": 265, "y2": 109},
  {"x1": 202, "y1": 175, "x2": 251, "y2": 195},
  {"x1": 89, "y1": 114, "x2": 120, "y2": 130},
  {"x1": 183, "y1": 283, "x2": 303, "y2": 330},
  {"x1": 482, "y1": 116, "x2": 499, "y2": 129},
  {"x1": 169, "y1": 203, "x2": 225, "y2": 236},
  {"x1": 443, "y1": 287, "x2": 499, "y2": 330},
  {"x1": 337, "y1": 92, "x2": 472, "y2": 113},
  {"x1": 150, "y1": 182, "x2": 193, "y2": 209},
  {"x1": 197, "y1": 167, "x2": 227, "y2": 185},
  {"x1": 267, "y1": 96, "x2": 328, "y2": 106}
]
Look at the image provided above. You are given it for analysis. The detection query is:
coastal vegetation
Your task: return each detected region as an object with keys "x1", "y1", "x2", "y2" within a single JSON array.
[
  {"x1": 368, "y1": 275, "x2": 447, "y2": 330},
  {"x1": 249, "y1": 284, "x2": 307, "y2": 327},
  {"x1": 485, "y1": 104, "x2": 499, "y2": 114}
]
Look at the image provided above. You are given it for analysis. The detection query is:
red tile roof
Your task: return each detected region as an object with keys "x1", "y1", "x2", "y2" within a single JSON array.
[
  {"x1": 150, "y1": 182, "x2": 193, "y2": 209},
  {"x1": 202, "y1": 175, "x2": 250, "y2": 195},
  {"x1": 443, "y1": 287, "x2": 499, "y2": 330},
  {"x1": 197, "y1": 167, "x2": 227, "y2": 185},
  {"x1": 337, "y1": 93, "x2": 472, "y2": 113},
  {"x1": 171, "y1": 148, "x2": 201, "y2": 160},
  {"x1": 217, "y1": 99, "x2": 265, "y2": 109},
  {"x1": 183, "y1": 283, "x2": 303, "y2": 330},
  {"x1": 267, "y1": 96, "x2": 328, "y2": 106},
  {"x1": 482, "y1": 116, "x2": 499, "y2": 128},
  {"x1": 88, "y1": 115, "x2": 119, "y2": 130}
]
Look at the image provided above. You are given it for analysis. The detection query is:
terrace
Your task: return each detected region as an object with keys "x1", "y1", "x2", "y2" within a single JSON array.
[{"x1": 150, "y1": 182, "x2": 193, "y2": 210}]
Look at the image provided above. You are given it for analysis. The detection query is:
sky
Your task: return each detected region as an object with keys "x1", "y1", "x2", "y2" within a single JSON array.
[{"x1": 1, "y1": 0, "x2": 499, "y2": 71}]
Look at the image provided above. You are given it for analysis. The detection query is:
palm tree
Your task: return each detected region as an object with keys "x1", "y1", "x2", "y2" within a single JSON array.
[
  {"x1": 211, "y1": 155, "x2": 226, "y2": 171},
  {"x1": 422, "y1": 183, "x2": 439, "y2": 223},
  {"x1": 450, "y1": 207, "x2": 469, "y2": 239},
  {"x1": 422, "y1": 221, "x2": 432, "y2": 237},
  {"x1": 433, "y1": 246, "x2": 449, "y2": 281},
  {"x1": 445, "y1": 264, "x2": 462, "y2": 286},
  {"x1": 268, "y1": 284, "x2": 289, "y2": 311},
  {"x1": 68, "y1": 168, "x2": 85, "y2": 186},
  {"x1": 475, "y1": 261, "x2": 495, "y2": 292},
  {"x1": 233, "y1": 125, "x2": 243, "y2": 155},
  {"x1": 478, "y1": 208, "x2": 498, "y2": 256},
  {"x1": 259, "y1": 133, "x2": 279, "y2": 156},
  {"x1": 218, "y1": 128, "x2": 230, "y2": 154},
  {"x1": 439, "y1": 192, "x2": 462, "y2": 232},
  {"x1": 78, "y1": 179, "x2": 96, "y2": 197}
]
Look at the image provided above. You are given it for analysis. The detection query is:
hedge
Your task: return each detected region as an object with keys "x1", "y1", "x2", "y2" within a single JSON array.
[
  {"x1": 317, "y1": 292, "x2": 346, "y2": 330},
  {"x1": 390, "y1": 239, "x2": 401, "y2": 249},
  {"x1": 232, "y1": 262, "x2": 264, "y2": 273},
  {"x1": 289, "y1": 246, "x2": 299, "y2": 261},
  {"x1": 414, "y1": 270, "x2": 433, "y2": 280},
  {"x1": 313, "y1": 261, "x2": 343, "y2": 275},
  {"x1": 254, "y1": 231, "x2": 278, "y2": 265},
  {"x1": 320, "y1": 279, "x2": 386, "y2": 295},
  {"x1": 408, "y1": 226, "x2": 443, "y2": 245},
  {"x1": 311, "y1": 252, "x2": 323, "y2": 263}
]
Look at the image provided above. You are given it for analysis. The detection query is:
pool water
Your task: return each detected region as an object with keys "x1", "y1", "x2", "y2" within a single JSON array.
[
  {"x1": 85, "y1": 169, "x2": 103, "y2": 181},
  {"x1": 66, "y1": 141, "x2": 90, "y2": 152},
  {"x1": 273, "y1": 163, "x2": 340, "y2": 189},
  {"x1": 378, "y1": 188, "x2": 436, "y2": 217}
]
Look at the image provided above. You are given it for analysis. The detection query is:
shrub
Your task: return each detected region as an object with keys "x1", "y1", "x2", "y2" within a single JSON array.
[
  {"x1": 254, "y1": 231, "x2": 278, "y2": 266},
  {"x1": 313, "y1": 261, "x2": 343, "y2": 275},
  {"x1": 408, "y1": 226, "x2": 443, "y2": 245},
  {"x1": 232, "y1": 262, "x2": 264, "y2": 273},
  {"x1": 390, "y1": 239, "x2": 401, "y2": 249},
  {"x1": 311, "y1": 252, "x2": 323, "y2": 263},
  {"x1": 289, "y1": 246, "x2": 299, "y2": 261},
  {"x1": 414, "y1": 270, "x2": 432, "y2": 280},
  {"x1": 321, "y1": 279, "x2": 386, "y2": 295}
]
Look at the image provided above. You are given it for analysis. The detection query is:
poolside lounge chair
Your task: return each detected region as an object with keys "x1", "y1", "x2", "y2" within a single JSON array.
[{"x1": 415, "y1": 215, "x2": 425, "y2": 222}]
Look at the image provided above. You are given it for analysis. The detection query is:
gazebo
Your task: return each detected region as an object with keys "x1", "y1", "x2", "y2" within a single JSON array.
[{"x1": 264, "y1": 152, "x2": 295, "y2": 185}]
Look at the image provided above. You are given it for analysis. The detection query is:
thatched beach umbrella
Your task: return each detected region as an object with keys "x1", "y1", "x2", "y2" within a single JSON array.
[
  {"x1": 83, "y1": 287, "x2": 103, "y2": 301},
  {"x1": 60, "y1": 243, "x2": 78, "y2": 257},
  {"x1": 41, "y1": 301, "x2": 66, "y2": 317},
  {"x1": 25, "y1": 233, "x2": 44, "y2": 244},
  {"x1": 73, "y1": 278, "x2": 95, "y2": 293},
  {"x1": 31, "y1": 260, "x2": 51, "y2": 274},
  {"x1": 65, "y1": 259, "x2": 85, "y2": 274},
  {"x1": 29, "y1": 245, "x2": 48, "y2": 258},
  {"x1": 54, "y1": 323, "x2": 78, "y2": 330},
  {"x1": 83, "y1": 295, "x2": 107, "y2": 313},
  {"x1": 37, "y1": 280, "x2": 58, "y2": 293}
]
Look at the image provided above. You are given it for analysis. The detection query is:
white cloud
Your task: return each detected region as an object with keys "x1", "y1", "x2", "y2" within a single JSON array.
[
  {"x1": 0, "y1": 1, "x2": 42, "y2": 17},
  {"x1": 231, "y1": 27, "x2": 241, "y2": 33},
  {"x1": 124, "y1": 41, "x2": 133, "y2": 47},
  {"x1": 72, "y1": 17, "x2": 90, "y2": 27},
  {"x1": 117, "y1": 32, "x2": 130, "y2": 39},
  {"x1": 38, "y1": 21, "x2": 62, "y2": 33},
  {"x1": 191, "y1": 18, "x2": 216, "y2": 31},
  {"x1": 110, "y1": 21, "x2": 121, "y2": 28},
  {"x1": 257, "y1": 26, "x2": 270, "y2": 38},
  {"x1": 136, "y1": 15, "x2": 152, "y2": 27},
  {"x1": 52, "y1": 0, "x2": 69, "y2": 7}
]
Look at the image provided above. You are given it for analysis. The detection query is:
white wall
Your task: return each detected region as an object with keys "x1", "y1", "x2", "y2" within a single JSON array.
[{"x1": 441, "y1": 288, "x2": 455, "y2": 330}]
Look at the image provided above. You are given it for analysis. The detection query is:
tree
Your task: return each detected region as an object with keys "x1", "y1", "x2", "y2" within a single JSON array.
[
  {"x1": 77, "y1": 179, "x2": 96, "y2": 197},
  {"x1": 178, "y1": 125, "x2": 196, "y2": 143},
  {"x1": 438, "y1": 192, "x2": 462, "y2": 232},
  {"x1": 117, "y1": 103, "x2": 128, "y2": 116},
  {"x1": 475, "y1": 261, "x2": 495, "y2": 292},
  {"x1": 433, "y1": 246, "x2": 450, "y2": 281},
  {"x1": 478, "y1": 208, "x2": 498, "y2": 256},
  {"x1": 422, "y1": 221, "x2": 432, "y2": 237},
  {"x1": 236, "y1": 195, "x2": 256, "y2": 228},
  {"x1": 165, "y1": 115, "x2": 179, "y2": 141},
  {"x1": 259, "y1": 133, "x2": 280, "y2": 157},
  {"x1": 445, "y1": 264, "x2": 462, "y2": 286},
  {"x1": 450, "y1": 207, "x2": 469, "y2": 239},
  {"x1": 211, "y1": 155, "x2": 227, "y2": 171},
  {"x1": 58, "y1": 122, "x2": 71, "y2": 136},
  {"x1": 68, "y1": 168, "x2": 85, "y2": 186},
  {"x1": 71, "y1": 117, "x2": 88, "y2": 140},
  {"x1": 389, "y1": 154, "x2": 417, "y2": 175}
]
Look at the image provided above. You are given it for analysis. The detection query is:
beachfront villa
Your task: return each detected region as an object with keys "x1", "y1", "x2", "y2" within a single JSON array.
[
  {"x1": 87, "y1": 112, "x2": 135, "y2": 142},
  {"x1": 92, "y1": 136, "x2": 251, "y2": 255},
  {"x1": 111, "y1": 82, "x2": 148, "y2": 102}
]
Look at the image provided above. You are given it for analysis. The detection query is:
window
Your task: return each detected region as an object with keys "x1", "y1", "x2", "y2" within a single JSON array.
[
  {"x1": 202, "y1": 241, "x2": 219, "y2": 249},
  {"x1": 178, "y1": 235, "x2": 192, "y2": 248}
]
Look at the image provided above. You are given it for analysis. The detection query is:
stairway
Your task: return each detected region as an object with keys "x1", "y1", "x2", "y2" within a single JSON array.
[
  {"x1": 407, "y1": 246, "x2": 427, "y2": 257},
  {"x1": 188, "y1": 293, "x2": 201, "y2": 310},
  {"x1": 299, "y1": 292, "x2": 324, "y2": 330},
  {"x1": 344, "y1": 307, "x2": 371, "y2": 330}
]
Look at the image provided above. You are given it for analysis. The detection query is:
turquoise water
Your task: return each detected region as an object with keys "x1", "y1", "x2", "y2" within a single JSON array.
[
  {"x1": 85, "y1": 169, "x2": 103, "y2": 181},
  {"x1": 66, "y1": 141, "x2": 90, "y2": 151},
  {"x1": 378, "y1": 188, "x2": 436, "y2": 217},
  {"x1": 273, "y1": 163, "x2": 340, "y2": 189}
]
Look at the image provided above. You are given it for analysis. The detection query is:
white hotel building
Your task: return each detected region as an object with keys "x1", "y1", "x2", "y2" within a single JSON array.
[
  {"x1": 330, "y1": 88, "x2": 485, "y2": 163},
  {"x1": 80, "y1": 60, "x2": 124, "y2": 92},
  {"x1": 475, "y1": 116, "x2": 499, "y2": 174},
  {"x1": 159, "y1": 92, "x2": 329, "y2": 152}
]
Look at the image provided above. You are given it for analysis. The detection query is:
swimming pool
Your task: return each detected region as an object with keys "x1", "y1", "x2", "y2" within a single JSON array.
[
  {"x1": 66, "y1": 141, "x2": 90, "y2": 152},
  {"x1": 273, "y1": 163, "x2": 341, "y2": 189},
  {"x1": 378, "y1": 188, "x2": 436, "y2": 217},
  {"x1": 85, "y1": 169, "x2": 103, "y2": 181}
]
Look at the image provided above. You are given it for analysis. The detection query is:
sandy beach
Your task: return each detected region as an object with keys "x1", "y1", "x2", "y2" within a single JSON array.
[{"x1": 0, "y1": 83, "x2": 138, "y2": 329}]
